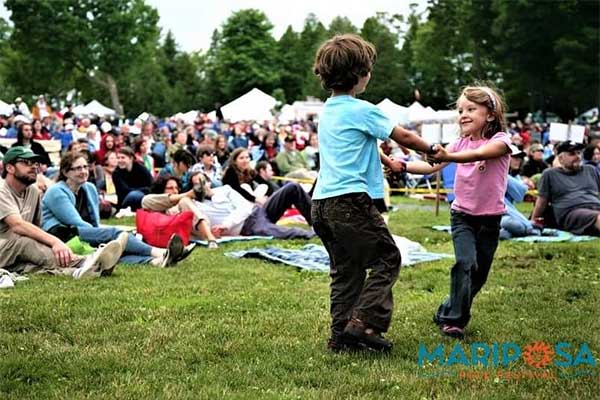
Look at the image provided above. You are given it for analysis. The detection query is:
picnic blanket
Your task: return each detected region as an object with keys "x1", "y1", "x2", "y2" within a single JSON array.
[
  {"x1": 431, "y1": 225, "x2": 597, "y2": 242},
  {"x1": 225, "y1": 236, "x2": 452, "y2": 273},
  {"x1": 191, "y1": 235, "x2": 273, "y2": 246}
]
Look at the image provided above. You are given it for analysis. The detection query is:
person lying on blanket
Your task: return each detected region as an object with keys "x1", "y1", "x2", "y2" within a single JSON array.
[
  {"x1": 190, "y1": 172, "x2": 315, "y2": 240},
  {"x1": 499, "y1": 174, "x2": 541, "y2": 239},
  {"x1": 141, "y1": 173, "x2": 219, "y2": 249}
]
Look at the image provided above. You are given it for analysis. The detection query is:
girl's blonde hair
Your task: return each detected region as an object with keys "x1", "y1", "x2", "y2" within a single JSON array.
[{"x1": 458, "y1": 85, "x2": 507, "y2": 139}]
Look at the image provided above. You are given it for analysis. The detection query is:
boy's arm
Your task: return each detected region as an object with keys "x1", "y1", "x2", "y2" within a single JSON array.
[
  {"x1": 432, "y1": 141, "x2": 510, "y2": 163},
  {"x1": 390, "y1": 126, "x2": 435, "y2": 154}
]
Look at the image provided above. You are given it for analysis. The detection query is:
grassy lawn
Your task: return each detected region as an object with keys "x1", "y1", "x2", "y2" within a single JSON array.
[{"x1": 1, "y1": 197, "x2": 598, "y2": 399}]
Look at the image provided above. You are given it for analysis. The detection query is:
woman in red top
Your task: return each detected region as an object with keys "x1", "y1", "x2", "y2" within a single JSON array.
[
  {"x1": 32, "y1": 119, "x2": 51, "y2": 140},
  {"x1": 95, "y1": 133, "x2": 119, "y2": 164}
]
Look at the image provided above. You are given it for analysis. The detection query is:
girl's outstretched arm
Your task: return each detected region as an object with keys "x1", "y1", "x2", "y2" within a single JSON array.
[
  {"x1": 431, "y1": 141, "x2": 510, "y2": 163},
  {"x1": 405, "y1": 160, "x2": 448, "y2": 175}
]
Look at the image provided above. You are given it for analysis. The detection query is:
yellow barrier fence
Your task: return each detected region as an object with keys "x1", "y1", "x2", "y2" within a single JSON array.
[{"x1": 271, "y1": 175, "x2": 539, "y2": 197}]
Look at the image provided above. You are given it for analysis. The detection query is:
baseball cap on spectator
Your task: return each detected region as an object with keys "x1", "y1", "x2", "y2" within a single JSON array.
[
  {"x1": 2, "y1": 146, "x2": 44, "y2": 165},
  {"x1": 508, "y1": 144, "x2": 526, "y2": 158},
  {"x1": 201, "y1": 129, "x2": 218, "y2": 140},
  {"x1": 284, "y1": 135, "x2": 295, "y2": 143},
  {"x1": 13, "y1": 115, "x2": 31, "y2": 124},
  {"x1": 100, "y1": 121, "x2": 112, "y2": 133},
  {"x1": 130, "y1": 125, "x2": 141, "y2": 135},
  {"x1": 556, "y1": 140, "x2": 585, "y2": 154},
  {"x1": 529, "y1": 143, "x2": 543, "y2": 153},
  {"x1": 64, "y1": 123, "x2": 75, "y2": 131},
  {"x1": 14, "y1": 97, "x2": 22, "y2": 103}
]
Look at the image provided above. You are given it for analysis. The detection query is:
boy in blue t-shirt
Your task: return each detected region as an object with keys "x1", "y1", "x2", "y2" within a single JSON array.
[{"x1": 312, "y1": 34, "x2": 438, "y2": 353}]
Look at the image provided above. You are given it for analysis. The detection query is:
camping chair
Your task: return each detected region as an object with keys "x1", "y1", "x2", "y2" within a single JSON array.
[{"x1": 441, "y1": 162, "x2": 457, "y2": 203}]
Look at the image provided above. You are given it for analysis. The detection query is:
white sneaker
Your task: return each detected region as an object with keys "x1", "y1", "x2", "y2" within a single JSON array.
[
  {"x1": 115, "y1": 207, "x2": 134, "y2": 219},
  {"x1": 101, "y1": 231, "x2": 129, "y2": 276},
  {"x1": 115, "y1": 231, "x2": 129, "y2": 252},
  {"x1": 73, "y1": 241, "x2": 123, "y2": 279}
]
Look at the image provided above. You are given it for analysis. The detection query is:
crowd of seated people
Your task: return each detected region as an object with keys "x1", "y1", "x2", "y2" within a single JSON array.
[{"x1": 2, "y1": 97, "x2": 599, "y2": 281}]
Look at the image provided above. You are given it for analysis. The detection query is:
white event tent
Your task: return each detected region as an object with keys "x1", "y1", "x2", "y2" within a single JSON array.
[
  {"x1": 221, "y1": 88, "x2": 276, "y2": 122},
  {"x1": 84, "y1": 100, "x2": 117, "y2": 117},
  {"x1": 0, "y1": 99, "x2": 13, "y2": 116},
  {"x1": 377, "y1": 98, "x2": 409, "y2": 125},
  {"x1": 407, "y1": 101, "x2": 458, "y2": 124}
]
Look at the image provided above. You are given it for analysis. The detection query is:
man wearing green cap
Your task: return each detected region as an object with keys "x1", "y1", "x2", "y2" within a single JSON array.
[{"x1": 0, "y1": 146, "x2": 124, "y2": 278}]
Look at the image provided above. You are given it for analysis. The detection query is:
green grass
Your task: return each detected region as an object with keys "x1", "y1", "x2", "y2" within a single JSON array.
[{"x1": 1, "y1": 197, "x2": 598, "y2": 399}]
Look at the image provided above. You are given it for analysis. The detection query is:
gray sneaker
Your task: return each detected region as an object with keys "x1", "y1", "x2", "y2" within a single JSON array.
[
  {"x1": 73, "y1": 240, "x2": 123, "y2": 279},
  {"x1": 160, "y1": 234, "x2": 184, "y2": 268}
]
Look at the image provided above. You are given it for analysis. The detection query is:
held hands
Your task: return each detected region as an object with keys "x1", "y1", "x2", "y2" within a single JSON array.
[
  {"x1": 426, "y1": 144, "x2": 447, "y2": 164},
  {"x1": 52, "y1": 242, "x2": 74, "y2": 268}
]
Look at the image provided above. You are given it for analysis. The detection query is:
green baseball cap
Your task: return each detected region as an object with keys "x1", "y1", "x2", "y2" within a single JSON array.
[{"x1": 2, "y1": 146, "x2": 44, "y2": 165}]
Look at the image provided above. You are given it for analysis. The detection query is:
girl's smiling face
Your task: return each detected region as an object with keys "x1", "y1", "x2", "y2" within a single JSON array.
[{"x1": 457, "y1": 96, "x2": 493, "y2": 138}]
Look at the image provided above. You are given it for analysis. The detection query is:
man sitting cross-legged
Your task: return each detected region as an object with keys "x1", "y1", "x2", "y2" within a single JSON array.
[{"x1": 0, "y1": 147, "x2": 124, "y2": 279}]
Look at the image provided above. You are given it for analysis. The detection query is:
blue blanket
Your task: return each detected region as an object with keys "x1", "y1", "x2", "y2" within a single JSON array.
[
  {"x1": 191, "y1": 235, "x2": 273, "y2": 246},
  {"x1": 431, "y1": 225, "x2": 597, "y2": 242},
  {"x1": 226, "y1": 244, "x2": 452, "y2": 273}
]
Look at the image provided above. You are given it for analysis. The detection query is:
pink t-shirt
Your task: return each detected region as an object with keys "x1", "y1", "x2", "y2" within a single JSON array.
[{"x1": 448, "y1": 132, "x2": 511, "y2": 216}]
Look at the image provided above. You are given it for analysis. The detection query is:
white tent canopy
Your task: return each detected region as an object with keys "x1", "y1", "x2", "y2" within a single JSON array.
[
  {"x1": 407, "y1": 101, "x2": 429, "y2": 123},
  {"x1": 290, "y1": 99, "x2": 324, "y2": 120},
  {"x1": 277, "y1": 99, "x2": 324, "y2": 123},
  {"x1": 181, "y1": 110, "x2": 199, "y2": 125},
  {"x1": 71, "y1": 104, "x2": 88, "y2": 115},
  {"x1": 221, "y1": 88, "x2": 276, "y2": 122},
  {"x1": 278, "y1": 104, "x2": 296, "y2": 123},
  {"x1": 0, "y1": 99, "x2": 12, "y2": 116},
  {"x1": 407, "y1": 101, "x2": 458, "y2": 124},
  {"x1": 85, "y1": 100, "x2": 117, "y2": 117},
  {"x1": 377, "y1": 98, "x2": 409, "y2": 125}
]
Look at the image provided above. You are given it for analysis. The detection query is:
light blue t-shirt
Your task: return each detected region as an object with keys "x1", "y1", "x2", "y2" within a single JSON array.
[{"x1": 313, "y1": 95, "x2": 394, "y2": 200}]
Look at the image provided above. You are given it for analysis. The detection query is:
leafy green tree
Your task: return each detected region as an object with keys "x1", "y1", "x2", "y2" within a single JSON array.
[
  {"x1": 409, "y1": 0, "x2": 501, "y2": 109},
  {"x1": 5, "y1": 0, "x2": 161, "y2": 116},
  {"x1": 299, "y1": 14, "x2": 329, "y2": 99},
  {"x1": 277, "y1": 26, "x2": 304, "y2": 103},
  {"x1": 0, "y1": 17, "x2": 19, "y2": 101},
  {"x1": 161, "y1": 30, "x2": 179, "y2": 87},
  {"x1": 200, "y1": 29, "x2": 226, "y2": 110},
  {"x1": 328, "y1": 16, "x2": 358, "y2": 36},
  {"x1": 491, "y1": 0, "x2": 598, "y2": 118},
  {"x1": 212, "y1": 9, "x2": 280, "y2": 103},
  {"x1": 360, "y1": 14, "x2": 409, "y2": 105}
]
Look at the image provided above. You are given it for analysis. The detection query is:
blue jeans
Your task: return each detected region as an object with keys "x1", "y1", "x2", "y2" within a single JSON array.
[
  {"x1": 77, "y1": 226, "x2": 153, "y2": 264},
  {"x1": 435, "y1": 211, "x2": 501, "y2": 328},
  {"x1": 122, "y1": 190, "x2": 145, "y2": 210}
]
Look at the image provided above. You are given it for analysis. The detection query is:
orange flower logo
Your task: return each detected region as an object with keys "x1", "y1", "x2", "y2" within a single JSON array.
[{"x1": 522, "y1": 341, "x2": 555, "y2": 368}]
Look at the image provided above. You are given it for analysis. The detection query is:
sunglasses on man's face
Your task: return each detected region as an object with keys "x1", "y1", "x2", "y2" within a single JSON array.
[{"x1": 16, "y1": 158, "x2": 40, "y2": 167}]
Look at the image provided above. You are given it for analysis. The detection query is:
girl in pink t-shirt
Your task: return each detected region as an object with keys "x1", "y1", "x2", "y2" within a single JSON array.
[{"x1": 406, "y1": 85, "x2": 512, "y2": 340}]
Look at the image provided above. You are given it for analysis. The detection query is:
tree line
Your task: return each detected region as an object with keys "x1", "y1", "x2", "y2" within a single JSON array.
[{"x1": 0, "y1": 0, "x2": 597, "y2": 120}]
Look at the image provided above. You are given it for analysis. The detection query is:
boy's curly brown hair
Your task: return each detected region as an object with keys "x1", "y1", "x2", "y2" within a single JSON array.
[{"x1": 313, "y1": 34, "x2": 377, "y2": 92}]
